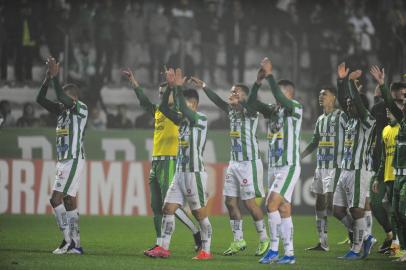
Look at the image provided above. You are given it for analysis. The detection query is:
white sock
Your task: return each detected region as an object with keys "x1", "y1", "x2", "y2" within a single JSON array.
[
  {"x1": 156, "y1": 237, "x2": 162, "y2": 246},
  {"x1": 161, "y1": 214, "x2": 175, "y2": 250},
  {"x1": 199, "y1": 217, "x2": 212, "y2": 253},
  {"x1": 66, "y1": 209, "x2": 80, "y2": 248},
  {"x1": 53, "y1": 204, "x2": 71, "y2": 243},
  {"x1": 316, "y1": 210, "x2": 328, "y2": 247},
  {"x1": 268, "y1": 211, "x2": 281, "y2": 251},
  {"x1": 340, "y1": 214, "x2": 354, "y2": 232},
  {"x1": 281, "y1": 217, "x2": 294, "y2": 256},
  {"x1": 230, "y1": 220, "x2": 243, "y2": 241},
  {"x1": 254, "y1": 219, "x2": 268, "y2": 241},
  {"x1": 364, "y1": 210, "x2": 373, "y2": 236},
  {"x1": 175, "y1": 208, "x2": 199, "y2": 234},
  {"x1": 352, "y1": 218, "x2": 366, "y2": 253}
]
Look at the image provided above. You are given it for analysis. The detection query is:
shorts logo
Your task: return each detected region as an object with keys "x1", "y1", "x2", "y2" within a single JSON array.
[
  {"x1": 187, "y1": 189, "x2": 192, "y2": 194},
  {"x1": 242, "y1": 179, "x2": 248, "y2": 185},
  {"x1": 56, "y1": 182, "x2": 62, "y2": 188}
]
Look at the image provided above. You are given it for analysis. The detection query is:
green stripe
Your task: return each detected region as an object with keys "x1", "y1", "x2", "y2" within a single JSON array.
[
  {"x1": 63, "y1": 159, "x2": 79, "y2": 194},
  {"x1": 324, "y1": 112, "x2": 332, "y2": 168},
  {"x1": 67, "y1": 113, "x2": 73, "y2": 159},
  {"x1": 333, "y1": 168, "x2": 341, "y2": 192},
  {"x1": 282, "y1": 118, "x2": 288, "y2": 165},
  {"x1": 189, "y1": 128, "x2": 194, "y2": 171},
  {"x1": 252, "y1": 160, "x2": 261, "y2": 197},
  {"x1": 280, "y1": 166, "x2": 295, "y2": 195},
  {"x1": 333, "y1": 111, "x2": 339, "y2": 168},
  {"x1": 250, "y1": 117, "x2": 256, "y2": 161},
  {"x1": 241, "y1": 115, "x2": 248, "y2": 160},
  {"x1": 195, "y1": 172, "x2": 205, "y2": 208},
  {"x1": 76, "y1": 117, "x2": 82, "y2": 159},
  {"x1": 168, "y1": 160, "x2": 176, "y2": 185},
  {"x1": 353, "y1": 170, "x2": 361, "y2": 207},
  {"x1": 197, "y1": 129, "x2": 202, "y2": 171}
]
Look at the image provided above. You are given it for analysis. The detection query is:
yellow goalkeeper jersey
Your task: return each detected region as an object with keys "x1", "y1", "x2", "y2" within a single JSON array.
[
  {"x1": 152, "y1": 109, "x2": 178, "y2": 158},
  {"x1": 382, "y1": 123, "x2": 399, "y2": 182}
]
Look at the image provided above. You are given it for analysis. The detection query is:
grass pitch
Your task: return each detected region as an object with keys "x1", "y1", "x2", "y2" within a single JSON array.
[{"x1": 0, "y1": 214, "x2": 404, "y2": 270}]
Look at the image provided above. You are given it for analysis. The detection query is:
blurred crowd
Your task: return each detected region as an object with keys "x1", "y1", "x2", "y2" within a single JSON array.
[{"x1": 1, "y1": 0, "x2": 406, "y2": 129}]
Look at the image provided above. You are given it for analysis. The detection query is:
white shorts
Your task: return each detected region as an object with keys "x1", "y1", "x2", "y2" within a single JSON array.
[
  {"x1": 333, "y1": 169, "x2": 368, "y2": 208},
  {"x1": 164, "y1": 171, "x2": 208, "y2": 211},
  {"x1": 223, "y1": 159, "x2": 264, "y2": 200},
  {"x1": 268, "y1": 166, "x2": 301, "y2": 203},
  {"x1": 53, "y1": 158, "x2": 85, "y2": 197},
  {"x1": 362, "y1": 169, "x2": 373, "y2": 198},
  {"x1": 310, "y1": 168, "x2": 341, "y2": 194}
]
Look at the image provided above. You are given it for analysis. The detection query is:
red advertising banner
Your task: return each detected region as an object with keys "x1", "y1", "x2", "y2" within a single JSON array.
[{"x1": 0, "y1": 159, "x2": 229, "y2": 216}]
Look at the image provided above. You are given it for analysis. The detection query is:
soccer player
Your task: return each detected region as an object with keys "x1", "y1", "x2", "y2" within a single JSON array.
[
  {"x1": 301, "y1": 86, "x2": 347, "y2": 251},
  {"x1": 372, "y1": 108, "x2": 402, "y2": 255},
  {"x1": 247, "y1": 58, "x2": 302, "y2": 265},
  {"x1": 370, "y1": 65, "x2": 406, "y2": 262},
  {"x1": 122, "y1": 69, "x2": 201, "y2": 254},
  {"x1": 148, "y1": 68, "x2": 213, "y2": 260},
  {"x1": 333, "y1": 65, "x2": 376, "y2": 260},
  {"x1": 189, "y1": 75, "x2": 268, "y2": 256},
  {"x1": 36, "y1": 57, "x2": 87, "y2": 255}
]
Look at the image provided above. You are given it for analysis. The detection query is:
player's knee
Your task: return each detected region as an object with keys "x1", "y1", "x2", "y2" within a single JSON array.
[
  {"x1": 63, "y1": 196, "x2": 76, "y2": 211},
  {"x1": 333, "y1": 206, "x2": 345, "y2": 219},
  {"x1": 162, "y1": 204, "x2": 176, "y2": 215},
  {"x1": 49, "y1": 192, "x2": 63, "y2": 208},
  {"x1": 349, "y1": 207, "x2": 364, "y2": 219}
]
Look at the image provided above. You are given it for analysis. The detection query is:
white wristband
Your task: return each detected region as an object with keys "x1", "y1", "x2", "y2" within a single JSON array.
[{"x1": 202, "y1": 82, "x2": 207, "y2": 89}]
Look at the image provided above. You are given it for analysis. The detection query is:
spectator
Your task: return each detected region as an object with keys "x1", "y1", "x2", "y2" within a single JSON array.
[
  {"x1": 167, "y1": 33, "x2": 195, "y2": 78},
  {"x1": 348, "y1": 6, "x2": 375, "y2": 54},
  {"x1": 69, "y1": 38, "x2": 97, "y2": 87},
  {"x1": 70, "y1": 0, "x2": 94, "y2": 45},
  {"x1": 221, "y1": 0, "x2": 248, "y2": 84},
  {"x1": 170, "y1": 0, "x2": 196, "y2": 51},
  {"x1": 198, "y1": 0, "x2": 219, "y2": 86},
  {"x1": 148, "y1": 3, "x2": 170, "y2": 84},
  {"x1": 1, "y1": 0, "x2": 18, "y2": 81},
  {"x1": 16, "y1": 102, "x2": 39, "y2": 127},
  {"x1": 108, "y1": 104, "x2": 133, "y2": 129},
  {"x1": 122, "y1": 0, "x2": 146, "y2": 70},
  {"x1": 134, "y1": 111, "x2": 154, "y2": 129},
  {"x1": 94, "y1": 0, "x2": 115, "y2": 83},
  {"x1": 43, "y1": 1, "x2": 70, "y2": 61},
  {"x1": 0, "y1": 100, "x2": 15, "y2": 127},
  {"x1": 88, "y1": 106, "x2": 107, "y2": 130},
  {"x1": 15, "y1": 1, "x2": 40, "y2": 82}
]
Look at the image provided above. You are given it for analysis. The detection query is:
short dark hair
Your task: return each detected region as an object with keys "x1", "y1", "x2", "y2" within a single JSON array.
[
  {"x1": 390, "y1": 82, "x2": 406, "y2": 92},
  {"x1": 321, "y1": 86, "x2": 337, "y2": 96},
  {"x1": 278, "y1": 79, "x2": 295, "y2": 89},
  {"x1": 234, "y1": 83, "x2": 249, "y2": 95},
  {"x1": 183, "y1": 89, "x2": 199, "y2": 103},
  {"x1": 62, "y1": 84, "x2": 80, "y2": 98}
]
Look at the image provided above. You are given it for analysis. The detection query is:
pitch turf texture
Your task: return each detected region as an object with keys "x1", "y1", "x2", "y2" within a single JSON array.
[{"x1": 0, "y1": 215, "x2": 404, "y2": 270}]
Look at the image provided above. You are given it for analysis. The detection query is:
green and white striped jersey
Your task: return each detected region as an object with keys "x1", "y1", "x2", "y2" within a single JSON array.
[
  {"x1": 394, "y1": 120, "x2": 406, "y2": 175},
  {"x1": 229, "y1": 108, "x2": 259, "y2": 161},
  {"x1": 342, "y1": 114, "x2": 375, "y2": 170},
  {"x1": 56, "y1": 100, "x2": 88, "y2": 161},
  {"x1": 176, "y1": 112, "x2": 207, "y2": 172},
  {"x1": 364, "y1": 123, "x2": 377, "y2": 172},
  {"x1": 268, "y1": 100, "x2": 303, "y2": 167},
  {"x1": 313, "y1": 109, "x2": 347, "y2": 169}
]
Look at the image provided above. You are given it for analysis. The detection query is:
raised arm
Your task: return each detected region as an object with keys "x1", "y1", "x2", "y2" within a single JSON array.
[
  {"x1": 246, "y1": 69, "x2": 274, "y2": 116},
  {"x1": 301, "y1": 120, "x2": 320, "y2": 159},
  {"x1": 158, "y1": 87, "x2": 182, "y2": 125},
  {"x1": 36, "y1": 75, "x2": 61, "y2": 114},
  {"x1": 348, "y1": 70, "x2": 369, "y2": 120},
  {"x1": 46, "y1": 57, "x2": 75, "y2": 107},
  {"x1": 122, "y1": 69, "x2": 156, "y2": 116},
  {"x1": 336, "y1": 62, "x2": 350, "y2": 110},
  {"x1": 370, "y1": 65, "x2": 403, "y2": 121},
  {"x1": 190, "y1": 76, "x2": 229, "y2": 113}
]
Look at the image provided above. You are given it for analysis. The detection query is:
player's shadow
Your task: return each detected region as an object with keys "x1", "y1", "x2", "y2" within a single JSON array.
[{"x1": 0, "y1": 247, "x2": 51, "y2": 254}]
